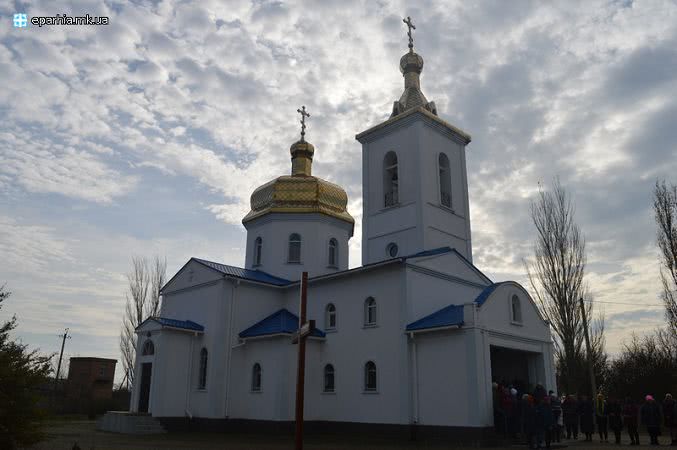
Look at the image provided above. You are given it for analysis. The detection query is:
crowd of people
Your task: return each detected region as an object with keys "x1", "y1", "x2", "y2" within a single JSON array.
[{"x1": 493, "y1": 382, "x2": 677, "y2": 448}]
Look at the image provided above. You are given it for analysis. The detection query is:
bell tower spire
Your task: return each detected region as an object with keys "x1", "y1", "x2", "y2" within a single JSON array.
[
  {"x1": 356, "y1": 18, "x2": 473, "y2": 266},
  {"x1": 391, "y1": 16, "x2": 437, "y2": 118}
]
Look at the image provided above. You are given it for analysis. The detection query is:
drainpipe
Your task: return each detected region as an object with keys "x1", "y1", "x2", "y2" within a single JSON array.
[
  {"x1": 224, "y1": 279, "x2": 239, "y2": 417},
  {"x1": 409, "y1": 332, "x2": 419, "y2": 424},
  {"x1": 185, "y1": 332, "x2": 195, "y2": 418}
]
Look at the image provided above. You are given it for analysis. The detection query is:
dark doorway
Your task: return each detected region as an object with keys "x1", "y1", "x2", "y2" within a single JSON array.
[
  {"x1": 490, "y1": 346, "x2": 532, "y2": 393},
  {"x1": 138, "y1": 362, "x2": 152, "y2": 413}
]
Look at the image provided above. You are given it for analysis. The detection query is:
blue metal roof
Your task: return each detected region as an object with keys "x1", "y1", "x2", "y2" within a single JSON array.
[
  {"x1": 147, "y1": 317, "x2": 204, "y2": 332},
  {"x1": 193, "y1": 258, "x2": 292, "y2": 286},
  {"x1": 406, "y1": 304, "x2": 464, "y2": 332},
  {"x1": 473, "y1": 282, "x2": 507, "y2": 306},
  {"x1": 239, "y1": 309, "x2": 326, "y2": 339}
]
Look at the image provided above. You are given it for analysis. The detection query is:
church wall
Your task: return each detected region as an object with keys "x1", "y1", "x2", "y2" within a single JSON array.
[
  {"x1": 228, "y1": 337, "x2": 294, "y2": 421},
  {"x1": 414, "y1": 329, "x2": 473, "y2": 426},
  {"x1": 161, "y1": 259, "x2": 224, "y2": 294},
  {"x1": 361, "y1": 120, "x2": 425, "y2": 264},
  {"x1": 153, "y1": 331, "x2": 191, "y2": 417},
  {"x1": 224, "y1": 282, "x2": 289, "y2": 417},
  {"x1": 408, "y1": 252, "x2": 489, "y2": 286},
  {"x1": 277, "y1": 265, "x2": 411, "y2": 424},
  {"x1": 159, "y1": 279, "x2": 241, "y2": 418},
  {"x1": 476, "y1": 283, "x2": 551, "y2": 342},
  {"x1": 405, "y1": 266, "x2": 484, "y2": 324},
  {"x1": 243, "y1": 213, "x2": 352, "y2": 281}
]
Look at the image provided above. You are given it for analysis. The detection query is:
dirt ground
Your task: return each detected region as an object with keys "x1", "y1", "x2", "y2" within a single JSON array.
[{"x1": 25, "y1": 420, "x2": 675, "y2": 450}]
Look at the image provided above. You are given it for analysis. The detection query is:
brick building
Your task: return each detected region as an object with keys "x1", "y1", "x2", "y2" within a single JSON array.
[{"x1": 67, "y1": 357, "x2": 117, "y2": 402}]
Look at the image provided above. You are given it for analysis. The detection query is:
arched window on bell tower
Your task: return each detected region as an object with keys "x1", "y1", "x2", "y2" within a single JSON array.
[
  {"x1": 438, "y1": 153, "x2": 451, "y2": 208},
  {"x1": 383, "y1": 152, "x2": 399, "y2": 207},
  {"x1": 254, "y1": 237, "x2": 263, "y2": 266}
]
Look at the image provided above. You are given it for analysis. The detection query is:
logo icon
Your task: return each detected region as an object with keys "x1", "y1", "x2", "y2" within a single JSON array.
[{"x1": 13, "y1": 13, "x2": 28, "y2": 27}]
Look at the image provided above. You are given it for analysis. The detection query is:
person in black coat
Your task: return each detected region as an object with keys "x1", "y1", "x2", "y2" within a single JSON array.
[
  {"x1": 641, "y1": 395, "x2": 663, "y2": 445},
  {"x1": 537, "y1": 396, "x2": 555, "y2": 449},
  {"x1": 663, "y1": 393, "x2": 676, "y2": 446},
  {"x1": 578, "y1": 394, "x2": 595, "y2": 442},
  {"x1": 623, "y1": 397, "x2": 640, "y2": 446},
  {"x1": 562, "y1": 394, "x2": 579, "y2": 439},
  {"x1": 607, "y1": 396, "x2": 623, "y2": 444}
]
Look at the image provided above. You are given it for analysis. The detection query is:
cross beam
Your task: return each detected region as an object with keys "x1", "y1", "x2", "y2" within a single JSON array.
[
  {"x1": 403, "y1": 16, "x2": 416, "y2": 50},
  {"x1": 297, "y1": 105, "x2": 310, "y2": 141}
]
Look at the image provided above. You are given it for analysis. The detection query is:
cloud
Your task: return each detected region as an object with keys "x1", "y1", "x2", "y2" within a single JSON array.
[{"x1": 1, "y1": 0, "x2": 676, "y2": 372}]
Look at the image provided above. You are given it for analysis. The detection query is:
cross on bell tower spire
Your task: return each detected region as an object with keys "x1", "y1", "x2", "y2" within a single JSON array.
[
  {"x1": 297, "y1": 105, "x2": 310, "y2": 142},
  {"x1": 403, "y1": 16, "x2": 415, "y2": 52}
]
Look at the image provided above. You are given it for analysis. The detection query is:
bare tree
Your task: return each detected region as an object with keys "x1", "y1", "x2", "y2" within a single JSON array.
[
  {"x1": 525, "y1": 179, "x2": 606, "y2": 394},
  {"x1": 654, "y1": 180, "x2": 677, "y2": 338},
  {"x1": 119, "y1": 256, "x2": 166, "y2": 387}
]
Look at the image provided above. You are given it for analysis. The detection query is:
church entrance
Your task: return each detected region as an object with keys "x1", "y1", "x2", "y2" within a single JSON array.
[
  {"x1": 490, "y1": 345, "x2": 543, "y2": 394},
  {"x1": 138, "y1": 362, "x2": 152, "y2": 413}
]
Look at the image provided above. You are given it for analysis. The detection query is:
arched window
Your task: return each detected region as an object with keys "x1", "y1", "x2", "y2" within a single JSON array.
[
  {"x1": 324, "y1": 364, "x2": 335, "y2": 392},
  {"x1": 252, "y1": 363, "x2": 262, "y2": 392},
  {"x1": 328, "y1": 238, "x2": 338, "y2": 267},
  {"x1": 288, "y1": 233, "x2": 302, "y2": 263},
  {"x1": 383, "y1": 152, "x2": 399, "y2": 207},
  {"x1": 364, "y1": 361, "x2": 377, "y2": 391},
  {"x1": 511, "y1": 295, "x2": 523, "y2": 323},
  {"x1": 254, "y1": 237, "x2": 263, "y2": 266},
  {"x1": 364, "y1": 297, "x2": 377, "y2": 326},
  {"x1": 198, "y1": 348, "x2": 208, "y2": 390},
  {"x1": 142, "y1": 340, "x2": 154, "y2": 356},
  {"x1": 325, "y1": 303, "x2": 337, "y2": 330},
  {"x1": 439, "y1": 153, "x2": 451, "y2": 208}
]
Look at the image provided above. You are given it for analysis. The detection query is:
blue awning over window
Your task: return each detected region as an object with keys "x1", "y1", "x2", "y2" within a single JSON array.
[
  {"x1": 406, "y1": 304, "x2": 464, "y2": 332},
  {"x1": 239, "y1": 309, "x2": 326, "y2": 339}
]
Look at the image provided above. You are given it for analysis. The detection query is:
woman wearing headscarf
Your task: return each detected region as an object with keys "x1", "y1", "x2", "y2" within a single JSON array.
[
  {"x1": 641, "y1": 394, "x2": 662, "y2": 445},
  {"x1": 622, "y1": 396, "x2": 640, "y2": 445},
  {"x1": 607, "y1": 396, "x2": 623, "y2": 444},
  {"x1": 596, "y1": 393, "x2": 609, "y2": 442}
]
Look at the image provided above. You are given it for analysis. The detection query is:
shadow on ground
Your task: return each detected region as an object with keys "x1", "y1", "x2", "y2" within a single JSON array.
[{"x1": 26, "y1": 421, "x2": 672, "y2": 450}]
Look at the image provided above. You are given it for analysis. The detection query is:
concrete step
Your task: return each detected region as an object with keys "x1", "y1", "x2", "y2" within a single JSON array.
[{"x1": 97, "y1": 411, "x2": 167, "y2": 434}]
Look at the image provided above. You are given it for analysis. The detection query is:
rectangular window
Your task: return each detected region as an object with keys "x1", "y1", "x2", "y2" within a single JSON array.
[{"x1": 288, "y1": 242, "x2": 301, "y2": 263}]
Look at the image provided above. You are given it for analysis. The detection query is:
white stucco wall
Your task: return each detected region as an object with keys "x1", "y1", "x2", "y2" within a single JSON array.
[
  {"x1": 414, "y1": 329, "x2": 473, "y2": 426},
  {"x1": 243, "y1": 213, "x2": 353, "y2": 281}
]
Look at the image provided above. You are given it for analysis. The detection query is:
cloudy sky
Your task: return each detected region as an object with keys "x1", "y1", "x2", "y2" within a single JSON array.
[{"x1": 1, "y1": 0, "x2": 675, "y2": 380}]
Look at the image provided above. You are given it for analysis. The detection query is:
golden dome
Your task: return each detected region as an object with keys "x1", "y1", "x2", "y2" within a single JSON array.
[{"x1": 242, "y1": 139, "x2": 354, "y2": 226}]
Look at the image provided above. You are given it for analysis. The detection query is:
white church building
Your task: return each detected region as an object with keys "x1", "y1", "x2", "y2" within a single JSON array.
[{"x1": 129, "y1": 22, "x2": 556, "y2": 438}]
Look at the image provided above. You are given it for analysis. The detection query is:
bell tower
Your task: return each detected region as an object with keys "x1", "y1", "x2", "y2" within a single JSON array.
[{"x1": 356, "y1": 17, "x2": 473, "y2": 265}]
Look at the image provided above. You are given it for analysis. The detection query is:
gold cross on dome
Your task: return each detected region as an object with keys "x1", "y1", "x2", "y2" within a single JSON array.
[
  {"x1": 297, "y1": 105, "x2": 310, "y2": 141},
  {"x1": 403, "y1": 16, "x2": 416, "y2": 50}
]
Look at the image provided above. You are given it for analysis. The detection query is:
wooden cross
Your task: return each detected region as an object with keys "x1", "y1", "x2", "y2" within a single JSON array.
[
  {"x1": 297, "y1": 105, "x2": 310, "y2": 141},
  {"x1": 293, "y1": 272, "x2": 314, "y2": 450},
  {"x1": 403, "y1": 16, "x2": 416, "y2": 50}
]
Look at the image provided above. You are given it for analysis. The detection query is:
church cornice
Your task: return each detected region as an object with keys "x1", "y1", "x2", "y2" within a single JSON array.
[{"x1": 355, "y1": 106, "x2": 471, "y2": 146}]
